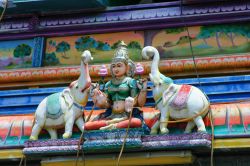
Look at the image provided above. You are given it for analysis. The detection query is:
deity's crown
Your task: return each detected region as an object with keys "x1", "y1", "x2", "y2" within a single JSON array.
[{"x1": 112, "y1": 41, "x2": 129, "y2": 64}]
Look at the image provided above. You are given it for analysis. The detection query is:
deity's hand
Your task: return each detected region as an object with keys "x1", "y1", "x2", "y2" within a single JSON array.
[
  {"x1": 125, "y1": 97, "x2": 135, "y2": 113},
  {"x1": 137, "y1": 78, "x2": 147, "y2": 91},
  {"x1": 90, "y1": 84, "x2": 109, "y2": 108},
  {"x1": 90, "y1": 83, "x2": 99, "y2": 91},
  {"x1": 89, "y1": 83, "x2": 99, "y2": 99}
]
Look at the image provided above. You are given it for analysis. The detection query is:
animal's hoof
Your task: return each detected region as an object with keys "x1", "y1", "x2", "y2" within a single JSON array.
[
  {"x1": 29, "y1": 136, "x2": 38, "y2": 141},
  {"x1": 197, "y1": 127, "x2": 206, "y2": 133},
  {"x1": 184, "y1": 130, "x2": 192, "y2": 134},
  {"x1": 150, "y1": 130, "x2": 158, "y2": 135},
  {"x1": 63, "y1": 133, "x2": 71, "y2": 139},
  {"x1": 197, "y1": 129, "x2": 207, "y2": 133},
  {"x1": 160, "y1": 128, "x2": 169, "y2": 134}
]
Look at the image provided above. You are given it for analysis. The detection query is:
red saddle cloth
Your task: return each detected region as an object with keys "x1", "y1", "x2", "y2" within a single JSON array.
[{"x1": 170, "y1": 85, "x2": 192, "y2": 109}]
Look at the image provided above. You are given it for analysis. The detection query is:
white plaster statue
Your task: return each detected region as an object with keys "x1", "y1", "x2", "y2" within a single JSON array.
[
  {"x1": 142, "y1": 46, "x2": 210, "y2": 135},
  {"x1": 30, "y1": 50, "x2": 93, "y2": 140}
]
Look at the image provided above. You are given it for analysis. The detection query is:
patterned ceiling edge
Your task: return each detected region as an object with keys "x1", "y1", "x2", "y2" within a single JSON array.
[
  {"x1": 0, "y1": 54, "x2": 249, "y2": 84},
  {"x1": 0, "y1": 2, "x2": 249, "y2": 39}
]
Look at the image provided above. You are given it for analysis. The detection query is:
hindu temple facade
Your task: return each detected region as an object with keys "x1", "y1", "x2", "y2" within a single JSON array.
[{"x1": 0, "y1": 0, "x2": 250, "y2": 165}]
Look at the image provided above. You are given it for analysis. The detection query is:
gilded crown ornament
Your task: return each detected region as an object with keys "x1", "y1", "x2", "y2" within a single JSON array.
[
  {"x1": 112, "y1": 41, "x2": 129, "y2": 64},
  {"x1": 111, "y1": 41, "x2": 135, "y2": 77}
]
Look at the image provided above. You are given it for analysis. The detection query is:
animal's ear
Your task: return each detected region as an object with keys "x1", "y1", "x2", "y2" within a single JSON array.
[
  {"x1": 162, "y1": 85, "x2": 176, "y2": 106},
  {"x1": 62, "y1": 89, "x2": 73, "y2": 108},
  {"x1": 162, "y1": 90, "x2": 168, "y2": 106}
]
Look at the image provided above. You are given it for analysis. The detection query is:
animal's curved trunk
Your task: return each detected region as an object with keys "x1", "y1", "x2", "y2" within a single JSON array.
[
  {"x1": 150, "y1": 47, "x2": 160, "y2": 77},
  {"x1": 78, "y1": 60, "x2": 91, "y2": 90},
  {"x1": 142, "y1": 46, "x2": 161, "y2": 82}
]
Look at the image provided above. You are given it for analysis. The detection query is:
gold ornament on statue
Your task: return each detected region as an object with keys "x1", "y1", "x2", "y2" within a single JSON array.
[{"x1": 111, "y1": 41, "x2": 135, "y2": 77}]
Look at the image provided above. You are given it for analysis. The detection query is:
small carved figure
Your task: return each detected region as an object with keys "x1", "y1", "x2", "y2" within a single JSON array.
[
  {"x1": 142, "y1": 46, "x2": 210, "y2": 135},
  {"x1": 85, "y1": 41, "x2": 149, "y2": 131},
  {"x1": 29, "y1": 50, "x2": 93, "y2": 140}
]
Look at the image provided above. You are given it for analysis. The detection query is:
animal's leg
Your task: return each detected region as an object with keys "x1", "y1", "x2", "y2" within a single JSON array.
[
  {"x1": 30, "y1": 100, "x2": 46, "y2": 140},
  {"x1": 30, "y1": 123, "x2": 42, "y2": 140},
  {"x1": 150, "y1": 120, "x2": 160, "y2": 135},
  {"x1": 194, "y1": 116, "x2": 206, "y2": 132},
  {"x1": 63, "y1": 117, "x2": 74, "y2": 139},
  {"x1": 184, "y1": 121, "x2": 195, "y2": 133},
  {"x1": 160, "y1": 110, "x2": 169, "y2": 134},
  {"x1": 46, "y1": 128, "x2": 58, "y2": 139},
  {"x1": 75, "y1": 117, "x2": 84, "y2": 132}
]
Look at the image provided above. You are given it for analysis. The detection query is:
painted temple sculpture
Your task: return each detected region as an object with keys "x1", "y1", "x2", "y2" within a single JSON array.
[
  {"x1": 29, "y1": 41, "x2": 210, "y2": 141},
  {"x1": 84, "y1": 41, "x2": 148, "y2": 131},
  {"x1": 2, "y1": 1, "x2": 250, "y2": 165},
  {"x1": 29, "y1": 50, "x2": 93, "y2": 140},
  {"x1": 142, "y1": 46, "x2": 210, "y2": 135}
]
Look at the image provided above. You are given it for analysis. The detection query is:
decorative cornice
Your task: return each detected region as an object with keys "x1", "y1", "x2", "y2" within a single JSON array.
[
  {"x1": 0, "y1": 18, "x2": 29, "y2": 33},
  {"x1": 0, "y1": 54, "x2": 250, "y2": 86},
  {"x1": 0, "y1": 2, "x2": 250, "y2": 39}
]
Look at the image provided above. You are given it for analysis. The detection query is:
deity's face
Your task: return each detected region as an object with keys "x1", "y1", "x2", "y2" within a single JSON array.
[{"x1": 111, "y1": 61, "x2": 127, "y2": 78}]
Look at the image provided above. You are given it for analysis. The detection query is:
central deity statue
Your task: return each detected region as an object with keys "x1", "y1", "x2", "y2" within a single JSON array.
[{"x1": 84, "y1": 41, "x2": 149, "y2": 132}]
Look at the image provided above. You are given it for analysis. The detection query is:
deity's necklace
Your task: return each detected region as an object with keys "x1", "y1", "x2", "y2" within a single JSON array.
[{"x1": 111, "y1": 76, "x2": 127, "y2": 85}]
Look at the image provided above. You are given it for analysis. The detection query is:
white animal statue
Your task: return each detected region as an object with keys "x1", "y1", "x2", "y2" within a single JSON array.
[
  {"x1": 29, "y1": 50, "x2": 93, "y2": 140},
  {"x1": 142, "y1": 46, "x2": 210, "y2": 135}
]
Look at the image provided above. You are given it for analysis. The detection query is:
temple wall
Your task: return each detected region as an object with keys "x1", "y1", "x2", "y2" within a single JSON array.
[{"x1": 1, "y1": 1, "x2": 250, "y2": 165}]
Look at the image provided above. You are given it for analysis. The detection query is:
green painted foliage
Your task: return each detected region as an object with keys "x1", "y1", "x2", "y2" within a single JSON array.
[
  {"x1": 111, "y1": 40, "x2": 122, "y2": 49},
  {"x1": 127, "y1": 41, "x2": 141, "y2": 49},
  {"x1": 56, "y1": 41, "x2": 70, "y2": 58},
  {"x1": 56, "y1": 41, "x2": 70, "y2": 53},
  {"x1": 165, "y1": 27, "x2": 186, "y2": 34},
  {"x1": 13, "y1": 44, "x2": 32, "y2": 58},
  {"x1": 75, "y1": 36, "x2": 98, "y2": 52},
  {"x1": 44, "y1": 52, "x2": 60, "y2": 66}
]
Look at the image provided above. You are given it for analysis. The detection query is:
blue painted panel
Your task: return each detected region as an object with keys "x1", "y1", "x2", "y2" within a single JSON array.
[
  {"x1": 0, "y1": 106, "x2": 37, "y2": 115},
  {"x1": 0, "y1": 87, "x2": 65, "y2": 115},
  {"x1": 0, "y1": 75, "x2": 250, "y2": 115},
  {"x1": 174, "y1": 75, "x2": 250, "y2": 84},
  {"x1": 0, "y1": 87, "x2": 64, "y2": 97},
  {"x1": 32, "y1": 37, "x2": 44, "y2": 67}
]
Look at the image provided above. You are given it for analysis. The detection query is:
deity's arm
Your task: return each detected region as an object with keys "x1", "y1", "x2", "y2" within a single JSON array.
[
  {"x1": 128, "y1": 79, "x2": 138, "y2": 106},
  {"x1": 129, "y1": 79, "x2": 147, "y2": 107},
  {"x1": 137, "y1": 89, "x2": 147, "y2": 107},
  {"x1": 101, "y1": 82, "x2": 112, "y2": 108},
  {"x1": 91, "y1": 83, "x2": 111, "y2": 109},
  {"x1": 136, "y1": 78, "x2": 148, "y2": 107}
]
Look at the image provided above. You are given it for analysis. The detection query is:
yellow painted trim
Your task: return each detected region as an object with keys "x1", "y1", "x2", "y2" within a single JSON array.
[
  {"x1": 214, "y1": 138, "x2": 250, "y2": 149},
  {"x1": 0, "y1": 149, "x2": 24, "y2": 159},
  {"x1": 41, "y1": 151, "x2": 194, "y2": 166}
]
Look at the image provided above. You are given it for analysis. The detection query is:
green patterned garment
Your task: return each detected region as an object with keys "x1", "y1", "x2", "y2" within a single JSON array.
[{"x1": 104, "y1": 77, "x2": 139, "y2": 101}]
